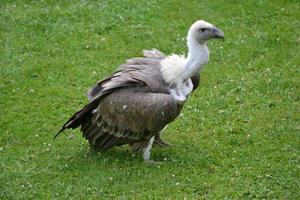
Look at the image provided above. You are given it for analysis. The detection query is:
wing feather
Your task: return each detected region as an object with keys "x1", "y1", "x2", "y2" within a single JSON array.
[
  {"x1": 80, "y1": 86, "x2": 182, "y2": 149},
  {"x1": 86, "y1": 49, "x2": 166, "y2": 101}
]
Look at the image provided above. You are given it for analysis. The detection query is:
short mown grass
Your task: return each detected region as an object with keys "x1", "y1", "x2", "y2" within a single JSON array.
[{"x1": 1, "y1": 0, "x2": 299, "y2": 199}]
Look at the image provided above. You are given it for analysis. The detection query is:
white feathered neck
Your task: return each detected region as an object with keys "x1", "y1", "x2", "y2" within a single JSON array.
[{"x1": 160, "y1": 29, "x2": 209, "y2": 86}]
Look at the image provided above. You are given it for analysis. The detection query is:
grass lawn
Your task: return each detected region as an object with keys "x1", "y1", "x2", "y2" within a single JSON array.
[{"x1": 1, "y1": 0, "x2": 299, "y2": 199}]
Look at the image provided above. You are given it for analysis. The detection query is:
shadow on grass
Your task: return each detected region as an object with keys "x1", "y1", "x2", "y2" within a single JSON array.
[
  {"x1": 61, "y1": 144, "x2": 215, "y2": 172},
  {"x1": 57, "y1": 143, "x2": 193, "y2": 170}
]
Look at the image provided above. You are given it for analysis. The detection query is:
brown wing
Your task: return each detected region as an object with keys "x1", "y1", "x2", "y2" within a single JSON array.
[
  {"x1": 86, "y1": 49, "x2": 166, "y2": 101},
  {"x1": 81, "y1": 86, "x2": 182, "y2": 149},
  {"x1": 55, "y1": 49, "x2": 173, "y2": 141},
  {"x1": 55, "y1": 48, "x2": 199, "y2": 149}
]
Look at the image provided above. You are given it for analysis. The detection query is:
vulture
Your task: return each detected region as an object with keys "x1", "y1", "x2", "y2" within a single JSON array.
[{"x1": 55, "y1": 20, "x2": 224, "y2": 163}]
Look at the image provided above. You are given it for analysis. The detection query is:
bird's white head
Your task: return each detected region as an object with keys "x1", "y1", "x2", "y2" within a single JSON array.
[
  {"x1": 160, "y1": 20, "x2": 224, "y2": 93},
  {"x1": 188, "y1": 20, "x2": 224, "y2": 45}
]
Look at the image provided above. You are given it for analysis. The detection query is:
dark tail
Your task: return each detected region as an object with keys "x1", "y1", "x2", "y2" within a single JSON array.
[{"x1": 54, "y1": 98, "x2": 100, "y2": 140}]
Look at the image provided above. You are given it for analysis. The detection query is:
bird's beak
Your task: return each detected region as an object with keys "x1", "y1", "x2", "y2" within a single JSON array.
[{"x1": 212, "y1": 27, "x2": 224, "y2": 39}]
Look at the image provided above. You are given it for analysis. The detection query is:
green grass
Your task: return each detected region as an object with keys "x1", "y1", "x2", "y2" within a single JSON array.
[{"x1": 1, "y1": 0, "x2": 299, "y2": 199}]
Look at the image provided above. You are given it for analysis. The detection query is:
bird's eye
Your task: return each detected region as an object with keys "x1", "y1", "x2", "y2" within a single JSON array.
[{"x1": 199, "y1": 28, "x2": 206, "y2": 32}]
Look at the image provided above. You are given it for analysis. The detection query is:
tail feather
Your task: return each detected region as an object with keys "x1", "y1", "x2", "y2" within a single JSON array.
[
  {"x1": 54, "y1": 98, "x2": 100, "y2": 140},
  {"x1": 53, "y1": 128, "x2": 65, "y2": 140},
  {"x1": 86, "y1": 125, "x2": 103, "y2": 141},
  {"x1": 97, "y1": 134, "x2": 113, "y2": 148},
  {"x1": 102, "y1": 136, "x2": 120, "y2": 149}
]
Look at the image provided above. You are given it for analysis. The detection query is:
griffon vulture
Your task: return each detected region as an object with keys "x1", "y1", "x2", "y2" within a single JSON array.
[{"x1": 55, "y1": 20, "x2": 224, "y2": 162}]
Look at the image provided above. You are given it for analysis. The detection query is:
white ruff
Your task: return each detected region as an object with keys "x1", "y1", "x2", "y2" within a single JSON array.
[
  {"x1": 160, "y1": 54, "x2": 187, "y2": 85},
  {"x1": 160, "y1": 54, "x2": 193, "y2": 101}
]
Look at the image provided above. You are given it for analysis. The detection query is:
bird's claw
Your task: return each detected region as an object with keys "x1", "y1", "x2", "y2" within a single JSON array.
[{"x1": 154, "y1": 139, "x2": 172, "y2": 148}]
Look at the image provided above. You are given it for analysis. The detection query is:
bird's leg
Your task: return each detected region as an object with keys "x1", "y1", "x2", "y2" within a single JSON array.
[
  {"x1": 154, "y1": 132, "x2": 172, "y2": 148},
  {"x1": 143, "y1": 137, "x2": 162, "y2": 164},
  {"x1": 143, "y1": 136, "x2": 154, "y2": 161}
]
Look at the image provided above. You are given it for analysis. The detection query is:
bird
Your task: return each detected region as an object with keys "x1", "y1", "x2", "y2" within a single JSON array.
[{"x1": 55, "y1": 20, "x2": 224, "y2": 163}]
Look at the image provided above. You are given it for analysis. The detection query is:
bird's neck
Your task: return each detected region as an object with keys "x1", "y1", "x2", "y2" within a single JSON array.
[
  {"x1": 160, "y1": 38, "x2": 209, "y2": 87},
  {"x1": 182, "y1": 38, "x2": 209, "y2": 81}
]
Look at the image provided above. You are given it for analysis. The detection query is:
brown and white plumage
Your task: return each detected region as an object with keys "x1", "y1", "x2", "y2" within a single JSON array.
[{"x1": 55, "y1": 20, "x2": 224, "y2": 161}]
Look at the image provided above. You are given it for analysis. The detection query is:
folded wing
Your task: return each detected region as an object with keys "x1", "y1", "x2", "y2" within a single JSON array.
[{"x1": 55, "y1": 49, "x2": 199, "y2": 151}]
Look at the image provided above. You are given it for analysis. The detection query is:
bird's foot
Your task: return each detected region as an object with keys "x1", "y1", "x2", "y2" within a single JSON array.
[
  {"x1": 154, "y1": 138, "x2": 172, "y2": 148},
  {"x1": 144, "y1": 160, "x2": 163, "y2": 165}
]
